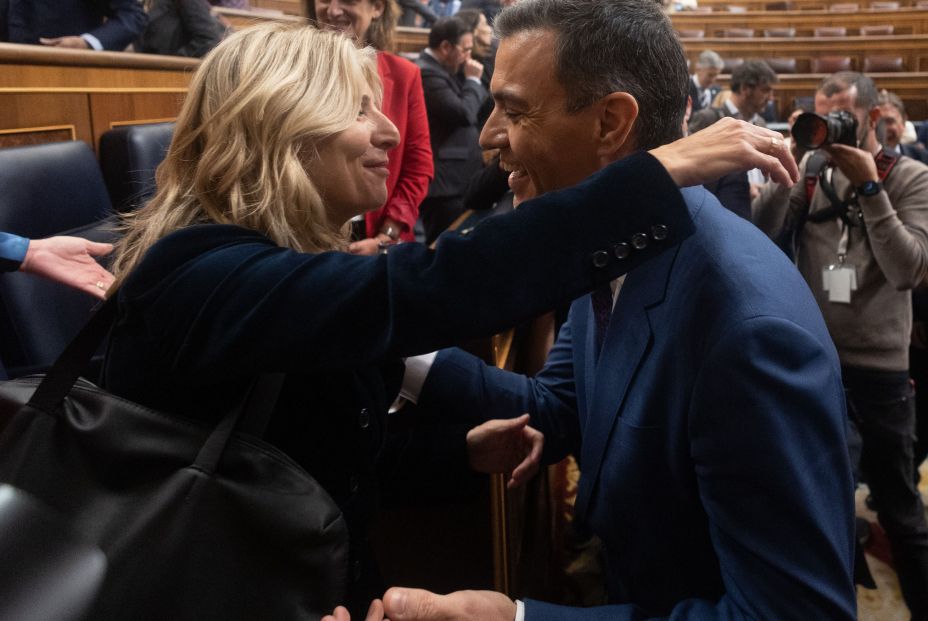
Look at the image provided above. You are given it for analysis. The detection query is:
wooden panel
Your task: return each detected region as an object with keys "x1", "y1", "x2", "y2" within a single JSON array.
[
  {"x1": 672, "y1": 7, "x2": 928, "y2": 36},
  {"x1": 251, "y1": 0, "x2": 302, "y2": 15},
  {"x1": 682, "y1": 34, "x2": 928, "y2": 73},
  {"x1": 0, "y1": 93, "x2": 93, "y2": 146},
  {"x1": 213, "y1": 6, "x2": 304, "y2": 30},
  {"x1": 0, "y1": 125, "x2": 76, "y2": 149},
  {"x1": 396, "y1": 26, "x2": 428, "y2": 54},
  {"x1": 88, "y1": 92, "x2": 185, "y2": 150}
]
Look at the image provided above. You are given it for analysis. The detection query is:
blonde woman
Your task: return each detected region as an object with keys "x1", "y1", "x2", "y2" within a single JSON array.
[{"x1": 104, "y1": 23, "x2": 795, "y2": 619}]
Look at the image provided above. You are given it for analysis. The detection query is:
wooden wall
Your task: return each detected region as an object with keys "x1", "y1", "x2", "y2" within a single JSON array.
[
  {"x1": 0, "y1": 43, "x2": 198, "y2": 152},
  {"x1": 671, "y1": 6, "x2": 928, "y2": 35}
]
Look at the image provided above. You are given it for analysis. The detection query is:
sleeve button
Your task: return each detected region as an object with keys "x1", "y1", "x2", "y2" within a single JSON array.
[
  {"x1": 591, "y1": 250, "x2": 610, "y2": 268},
  {"x1": 631, "y1": 233, "x2": 649, "y2": 250},
  {"x1": 651, "y1": 224, "x2": 668, "y2": 241},
  {"x1": 359, "y1": 408, "x2": 370, "y2": 429},
  {"x1": 613, "y1": 242, "x2": 630, "y2": 260}
]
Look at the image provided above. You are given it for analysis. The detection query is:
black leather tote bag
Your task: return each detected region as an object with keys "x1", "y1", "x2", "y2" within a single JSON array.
[{"x1": 0, "y1": 297, "x2": 348, "y2": 620}]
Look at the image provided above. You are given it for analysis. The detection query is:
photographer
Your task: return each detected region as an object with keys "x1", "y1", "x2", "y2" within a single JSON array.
[{"x1": 753, "y1": 71, "x2": 928, "y2": 621}]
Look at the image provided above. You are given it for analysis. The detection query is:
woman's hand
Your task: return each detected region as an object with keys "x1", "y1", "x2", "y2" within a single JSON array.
[
  {"x1": 650, "y1": 117, "x2": 799, "y2": 189},
  {"x1": 20, "y1": 236, "x2": 114, "y2": 299},
  {"x1": 348, "y1": 238, "x2": 383, "y2": 255},
  {"x1": 466, "y1": 414, "x2": 543, "y2": 489}
]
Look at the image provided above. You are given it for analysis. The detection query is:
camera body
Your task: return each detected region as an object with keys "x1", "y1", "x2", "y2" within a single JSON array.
[{"x1": 791, "y1": 110, "x2": 858, "y2": 150}]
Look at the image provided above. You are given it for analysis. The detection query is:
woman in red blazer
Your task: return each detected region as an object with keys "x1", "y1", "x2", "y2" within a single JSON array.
[{"x1": 307, "y1": 0, "x2": 434, "y2": 253}]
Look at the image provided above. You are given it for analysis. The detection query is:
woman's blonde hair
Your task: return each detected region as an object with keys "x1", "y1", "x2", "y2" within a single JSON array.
[
  {"x1": 303, "y1": 0, "x2": 398, "y2": 52},
  {"x1": 110, "y1": 23, "x2": 380, "y2": 289}
]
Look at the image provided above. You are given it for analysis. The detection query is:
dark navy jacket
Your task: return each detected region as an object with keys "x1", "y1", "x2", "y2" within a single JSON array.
[{"x1": 102, "y1": 153, "x2": 694, "y2": 613}]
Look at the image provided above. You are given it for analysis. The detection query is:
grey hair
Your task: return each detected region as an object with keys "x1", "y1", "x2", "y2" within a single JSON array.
[
  {"x1": 494, "y1": 0, "x2": 688, "y2": 150},
  {"x1": 696, "y1": 50, "x2": 724, "y2": 70},
  {"x1": 818, "y1": 71, "x2": 879, "y2": 110}
]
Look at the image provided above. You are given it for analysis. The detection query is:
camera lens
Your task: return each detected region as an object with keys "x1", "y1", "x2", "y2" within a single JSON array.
[{"x1": 792, "y1": 113, "x2": 829, "y2": 150}]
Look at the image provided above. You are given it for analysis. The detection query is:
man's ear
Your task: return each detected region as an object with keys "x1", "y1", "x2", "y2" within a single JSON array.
[
  {"x1": 596, "y1": 92, "x2": 639, "y2": 158},
  {"x1": 437, "y1": 40, "x2": 454, "y2": 58}
]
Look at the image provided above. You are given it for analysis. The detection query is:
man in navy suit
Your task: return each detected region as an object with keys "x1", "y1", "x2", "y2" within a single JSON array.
[
  {"x1": 415, "y1": 17, "x2": 488, "y2": 244},
  {"x1": 1, "y1": 0, "x2": 148, "y2": 51},
  {"x1": 378, "y1": 0, "x2": 857, "y2": 619}
]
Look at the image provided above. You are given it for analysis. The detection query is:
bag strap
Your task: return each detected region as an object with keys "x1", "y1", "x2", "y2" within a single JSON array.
[
  {"x1": 28, "y1": 296, "x2": 119, "y2": 412},
  {"x1": 27, "y1": 293, "x2": 286, "y2": 475}
]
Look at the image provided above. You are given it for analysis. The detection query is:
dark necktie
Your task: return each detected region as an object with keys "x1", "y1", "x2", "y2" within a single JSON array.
[{"x1": 591, "y1": 284, "x2": 613, "y2": 357}]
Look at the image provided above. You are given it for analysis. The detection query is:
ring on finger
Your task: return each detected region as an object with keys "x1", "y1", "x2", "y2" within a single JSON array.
[{"x1": 770, "y1": 136, "x2": 783, "y2": 151}]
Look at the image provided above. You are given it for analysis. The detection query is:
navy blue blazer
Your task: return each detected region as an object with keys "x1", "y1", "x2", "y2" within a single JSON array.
[
  {"x1": 3, "y1": 0, "x2": 148, "y2": 50},
  {"x1": 103, "y1": 153, "x2": 695, "y2": 613},
  {"x1": 420, "y1": 187, "x2": 856, "y2": 619}
]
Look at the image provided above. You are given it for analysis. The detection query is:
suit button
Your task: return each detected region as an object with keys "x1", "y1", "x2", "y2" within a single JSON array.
[
  {"x1": 651, "y1": 224, "x2": 668, "y2": 241},
  {"x1": 613, "y1": 242, "x2": 630, "y2": 260},
  {"x1": 631, "y1": 233, "x2": 648, "y2": 250},
  {"x1": 591, "y1": 250, "x2": 609, "y2": 268},
  {"x1": 359, "y1": 408, "x2": 370, "y2": 429}
]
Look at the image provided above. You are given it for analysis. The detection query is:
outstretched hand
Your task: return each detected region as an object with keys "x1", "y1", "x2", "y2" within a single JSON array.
[
  {"x1": 649, "y1": 117, "x2": 799, "y2": 189},
  {"x1": 19, "y1": 236, "x2": 115, "y2": 299},
  {"x1": 466, "y1": 414, "x2": 543, "y2": 489},
  {"x1": 383, "y1": 587, "x2": 515, "y2": 621}
]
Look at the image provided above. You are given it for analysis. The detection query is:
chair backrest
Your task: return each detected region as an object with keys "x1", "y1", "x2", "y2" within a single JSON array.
[
  {"x1": 0, "y1": 141, "x2": 112, "y2": 239},
  {"x1": 917, "y1": 0, "x2": 928, "y2": 9},
  {"x1": 863, "y1": 55, "x2": 905, "y2": 72},
  {"x1": 723, "y1": 57, "x2": 745, "y2": 72},
  {"x1": 727, "y1": 5, "x2": 748, "y2": 12},
  {"x1": 0, "y1": 219, "x2": 120, "y2": 379},
  {"x1": 764, "y1": 27, "x2": 796, "y2": 37},
  {"x1": 765, "y1": 57, "x2": 798, "y2": 73},
  {"x1": 98, "y1": 122, "x2": 176, "y2": 213},
  {"x1": 677, "y1": 29, "x2": 705, "y2": 38},
  {"x1": 860, "y1": 24, "x2": 894, "y2": 35},
  {"x1": 870, "y1": 1, "x2": 899, "y2": 9},
  {"x1": 829, "y1": 2, "x2": 859, "y2": 10},
  {"x1": 765, "y1": 1, "x2": 794, "y2": 8},
  {"x1": 719, "y1": 28, "x2": 755, "y2": 37},
  {"x1": 814, "y1": 26, "x2": 848, "y2": 36},
  {"x1": 812, "y1": 56, "x2": 853, "y2": 73}
]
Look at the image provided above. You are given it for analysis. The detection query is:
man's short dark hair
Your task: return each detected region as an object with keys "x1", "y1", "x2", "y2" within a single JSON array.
[
  {"x1": 494, "y1": 0, "x2": 688, "y2": 150},
  {"x1": 428, "y1": 17, "x2": 470, "y2": 49},
  {"x1": 730, "y1": 60, "x2": 778, "y2": 94},
  {"x1": 878, "y1": 90, "x2": 907, "y2": 118},
  {"x1": 819, "y1": 71, "x2": 879, "y2": 111},
  {"x1": 454, "y1": 8, "x2": 482, "y2": 32}
]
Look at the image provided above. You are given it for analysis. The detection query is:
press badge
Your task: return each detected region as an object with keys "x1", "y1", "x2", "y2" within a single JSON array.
[{"x1": 822, "y1": 263, "x2": 857, "y2": 304}]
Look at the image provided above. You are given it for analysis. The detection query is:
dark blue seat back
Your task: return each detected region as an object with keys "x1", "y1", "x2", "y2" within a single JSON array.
[
  {"x1": 0, "y1": 141, "x2": 113, "y2": 238},
  {"x1": 99, "y1": 122, "x2": 175, "y2": 212}
]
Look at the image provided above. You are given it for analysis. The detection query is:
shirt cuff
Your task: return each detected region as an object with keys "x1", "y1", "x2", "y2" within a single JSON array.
[
  {"x1": 466, "y1": 76, "x2": 483, "y2": 85},
  {"x1": 515, "y1": 599, "x2": 525, "y2": 621},
  {"x1": 81, "y1": 34, "x2": 103, "y2": 51},
  {"x1": 400, "y1": 352, "x2": 437, "y2": 404},
  {"x1": 0, "y1": 233, "x2": 29, "y2": 272}
]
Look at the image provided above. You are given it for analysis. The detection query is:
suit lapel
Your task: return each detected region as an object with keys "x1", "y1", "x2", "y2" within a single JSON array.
[{"x1": 574, "y1": 245, "x2": 681, "y2": 519}]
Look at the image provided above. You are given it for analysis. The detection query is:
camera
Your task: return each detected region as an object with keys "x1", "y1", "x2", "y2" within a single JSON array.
[{"x1": 791, "y1": 110, "x2": 858, "y2": 150}]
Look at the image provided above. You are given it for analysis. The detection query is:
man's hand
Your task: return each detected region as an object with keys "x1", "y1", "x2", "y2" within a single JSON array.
[
  {"x1": 322, "y1": 599, "x2": 388, "y2": 621},
  {"x1": 39, "y1": 36, "x2": 90, "y2": 49},
  {"x1": 822, "y1": 143, "x2": 879, "y2": 187},
  {"x1": 383, "y1": 588, "x2": 516, "y2": 621},
  {"x1": 649, "y1": 117, "x2": 799, "y2": 188},
  {"x1": 466, "y1": 414, "x2": 543, "y2": 489},
  {"x1": 463, "y1": 59, "x2": 484, "y2": 81},
  {"x1": 20, "y1": 236, "x2": 114, "y2": 299}
]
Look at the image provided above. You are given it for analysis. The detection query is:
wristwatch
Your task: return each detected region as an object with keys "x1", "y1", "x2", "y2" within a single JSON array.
[{"x1": 856, "y1": 180, "x2": 883, "y2": 197}]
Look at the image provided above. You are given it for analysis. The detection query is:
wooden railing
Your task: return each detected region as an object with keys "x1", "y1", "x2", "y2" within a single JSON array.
[
  {"x1": 213, "y1": 6, "x2": 304, "y2": 30},
  {"x1": 691, "y1": 0, "x2": 925, "y2": 10},
  {"x1": 671, "y1": 6, "x2": 928, "y2": 35},
  {"x1": 0, "y1": 43, "x2": 197, "y2": 151},
  {"x1": 681, "y1": 33, "x2": 928, "y2": 73}
]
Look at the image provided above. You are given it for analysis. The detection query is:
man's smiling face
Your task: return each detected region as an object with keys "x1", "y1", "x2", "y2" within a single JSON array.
[{"x1": 479, "y1": 29, "x2": 605, "y2": 205}]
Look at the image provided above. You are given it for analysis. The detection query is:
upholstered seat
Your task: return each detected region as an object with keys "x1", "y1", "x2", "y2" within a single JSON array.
[
  {"x1": 677, "y1": 29, "x2": 705, "y2": 38},
  {"x1": 812, "y1": 56, "x2": 853, "y2": 73},
  {"x1": 719, "y1": 28, "x2": 755, "y2": 37},
  {"x1": 765, "y1": 57, "x2": 798, "y2": 73},
  {"x1": 860, "y1": 24, "x2": 894, "y2": 36},
  {"x1": 814, "y1": 26, "x2": 847, "y2": 36},
  {"x1": 764, "y1": 27, "x2": 796, "y2": 37},
  {"x1": 98, "y1": 122, "x2": 175, "y2": 212},
  {"x1": 863, "y1": 56, "x2": 905, "y2": 72}
]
